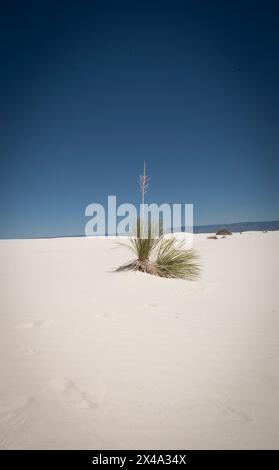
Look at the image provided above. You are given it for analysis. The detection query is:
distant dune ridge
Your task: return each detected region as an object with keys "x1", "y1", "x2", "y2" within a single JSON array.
[
  {"x1": 0, "y1": 231, "x2": 278, "y2": 449},
  {"x1": 193, "y1": 220, "x2": 279, "y2": 233},
  {"x1": 1, "y1": 220, "x2": 278, "y2": 240}
]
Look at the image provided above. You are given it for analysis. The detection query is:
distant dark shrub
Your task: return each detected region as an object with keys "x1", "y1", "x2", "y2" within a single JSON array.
[
  {"x1": 216, "y1": 229, "x2": 232, "y2": 236},
  {"x1": 207, "y1": 235, "x2": 218, "y2": 239}
]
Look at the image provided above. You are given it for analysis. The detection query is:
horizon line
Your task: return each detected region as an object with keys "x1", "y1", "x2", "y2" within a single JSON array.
[{"x1": 1, "y1": 219, "x2": 279, "y2": 240}]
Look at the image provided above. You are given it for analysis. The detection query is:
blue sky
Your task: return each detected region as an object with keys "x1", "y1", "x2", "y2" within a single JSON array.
[{"x1": 0, "y1": 0, "x2": 278, "y2": 237}]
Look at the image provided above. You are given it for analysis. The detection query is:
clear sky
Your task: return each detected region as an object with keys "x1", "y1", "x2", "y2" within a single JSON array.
[{"x1": 0, "y1": 0, "x2": 278, "y2": 237}]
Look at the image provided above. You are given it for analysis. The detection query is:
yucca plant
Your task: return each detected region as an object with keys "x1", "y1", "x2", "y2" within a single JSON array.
[
  {"x1": 117, "y1": 229, "x2": 200, "y2": 280},
  {"x1": 116, "y1": 162, "x2": 200, "y2": 280}
]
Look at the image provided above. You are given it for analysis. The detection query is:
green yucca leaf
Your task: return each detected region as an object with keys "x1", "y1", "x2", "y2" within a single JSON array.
[
  {"x1": 155, "y1": 237, "x2": 200, "y2": 279},
  {"x1": 116, "y1": 221, "x2": 200, "y2": 280}
]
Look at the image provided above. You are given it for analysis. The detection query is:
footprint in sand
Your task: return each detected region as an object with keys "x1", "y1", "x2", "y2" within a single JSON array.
[
  {"x1": 140, "y1": 303, "x2": 160, "y2": 309},
  {"x1": 50, "y1": 378, "x2": 97, "y2": 410},
  {"x1": 0, "y1": 395, "x2": 33, "y2": 430},
  {"x1": 216, "y1": 403, "x2": 253, "y2": 423},
  {"x1": 175, "y1": 284, "x2": 205, "y2": 299},
  {"x1": 176, "y1": 282, "x2": 227, "y2": 300},
  {"x1": 23, "y1": 347, "x2": 41, "y2": 356},
  {"x1": 0, "y1": 395, "x2": 30, "y2": 414},
  {"x1": 104, "y1": 311, "x2": 122, "y2": 319},
  {"x1": 95, "y1": 311, "x2": 121, "y2": 319},
  {"x1": 0, "y1": 437, "x2": 13, "y2": 450},
  {"x1": 15, "y1": 346, "x2": 41, "y2": 357},
  {"x1": 9, "y1": 412, "x2": 30, "y2": 429},
  {"x1": 14, "y1": 319, "x2": 54, "y2": 329}
]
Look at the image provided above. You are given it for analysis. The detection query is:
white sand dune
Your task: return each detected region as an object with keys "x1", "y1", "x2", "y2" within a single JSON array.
[{"x1": 0, "y1": 231, "x2": 278, "y2": 449}]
